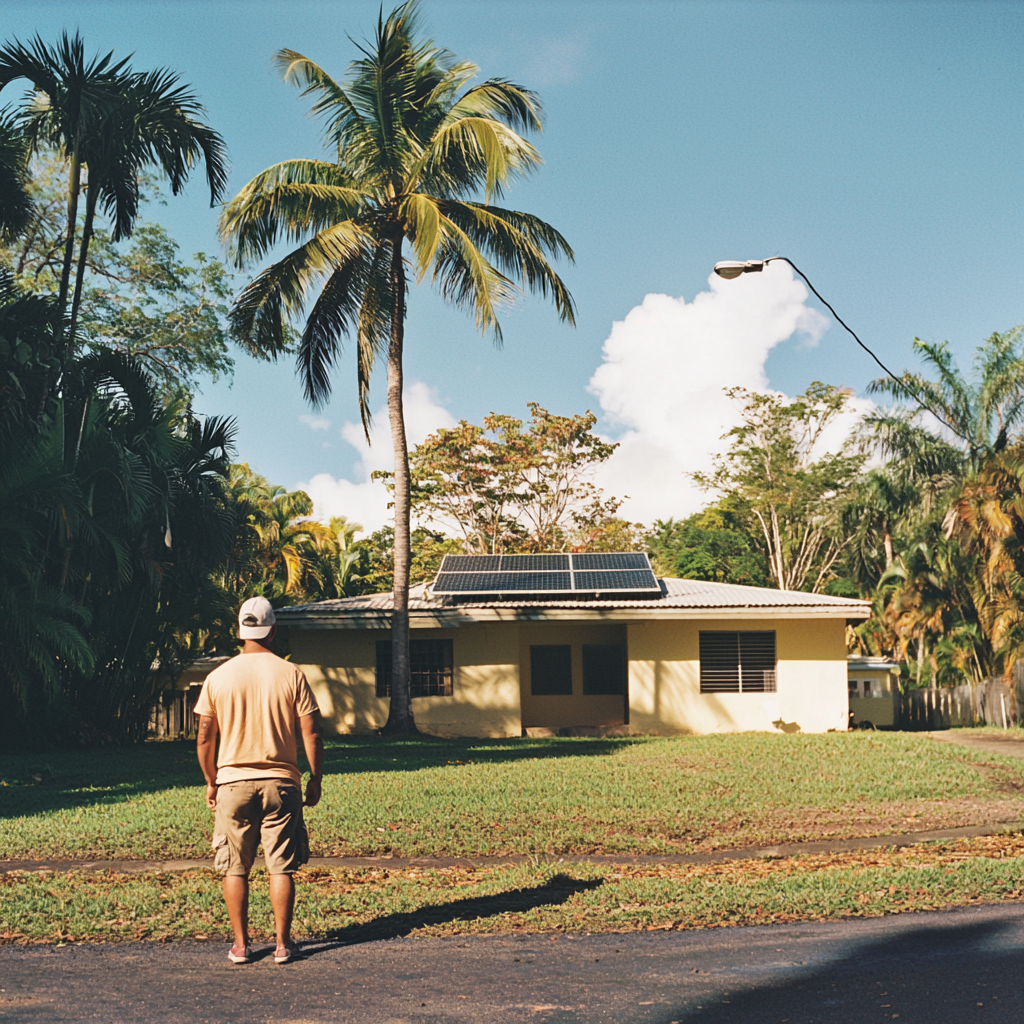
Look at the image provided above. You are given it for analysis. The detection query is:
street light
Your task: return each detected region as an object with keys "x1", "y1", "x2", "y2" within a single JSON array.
[
  {"x1": 713, "y1": 260, "x2": 766, "y2": 279},
  {"x1": 712, "y1": 255, "x2": 902, "y2": 385}
]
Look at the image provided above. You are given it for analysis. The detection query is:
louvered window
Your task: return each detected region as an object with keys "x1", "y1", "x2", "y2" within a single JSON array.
[
  {"x1": 376, "y1": 639, "x2": 454, "y2": 698},
  {"x1": 699, "y1": 631, "x2": 776, "y2": 693}
]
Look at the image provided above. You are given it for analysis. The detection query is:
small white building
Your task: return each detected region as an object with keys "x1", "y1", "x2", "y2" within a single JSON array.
[{"x1": 847, "y1": 655, "x2": 901, "y2": 729}]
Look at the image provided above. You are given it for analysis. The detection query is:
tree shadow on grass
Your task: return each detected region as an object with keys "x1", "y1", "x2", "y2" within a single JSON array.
[
  {"x1": 297, "y1": 873, "x2": 604, "y2": 956},
  {"x1": 321, "y1": 735, "x2": 645, "y2": 778},
  {"x1": 0, "y1": 735, "x2": 645, "y2": 821}
]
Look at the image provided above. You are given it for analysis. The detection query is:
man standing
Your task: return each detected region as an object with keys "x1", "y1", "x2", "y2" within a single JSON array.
[{"x1": 195, "y1": 596, "x2": 323, "y2": 964}]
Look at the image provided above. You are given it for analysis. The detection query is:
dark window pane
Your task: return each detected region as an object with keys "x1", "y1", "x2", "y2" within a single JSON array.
[
  {"x1": 530, "y1": 645, "x2": 573, "y2": 695},
  {"x1": 699, "y1": 632, "x2": 740, "y2": 693},
  {"x1": 739, "y1": 631, "x2": 776, "y2": 693},
  {"x1": 699, "y1": 631, "x2": 776, "y2": 693},
  {"x1": 376, "y1": 639, "x2": 454, "y2": 698},
  {"x1": 582, "y1": 645, "x2": 627, "y2": 695}
]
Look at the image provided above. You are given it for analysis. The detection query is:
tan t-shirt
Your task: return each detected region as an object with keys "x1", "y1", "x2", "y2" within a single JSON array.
[{"x1": 193, "y1": 652, "x2": 319, "y2": 785}]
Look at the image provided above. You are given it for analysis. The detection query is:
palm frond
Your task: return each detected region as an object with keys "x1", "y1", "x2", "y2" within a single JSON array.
[{"x1": 219, "y1": 160, "x2": 369, "y2": 265}]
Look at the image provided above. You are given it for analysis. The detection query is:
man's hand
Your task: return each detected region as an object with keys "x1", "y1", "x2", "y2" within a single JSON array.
[
  {"x1": 197, "y1": 715, "x2": 220, "y2": 811},
  {"x1": 304, "y1": 775, "x2": 322, "y2": 807},
  {"x1": 299, "y1": 711, "x2": 324, "y2": 807}
]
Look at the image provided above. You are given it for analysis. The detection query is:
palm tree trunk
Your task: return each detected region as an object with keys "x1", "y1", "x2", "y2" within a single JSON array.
[
  {"x1": 384, "y1": 234, "x2": 416, "y2": 734},
  {"x1": 57, "y1": 141, "x2": 83, "y2": 354},
  {"x1": 67, "y1": 182, "x2": 98, "y2": 361}
]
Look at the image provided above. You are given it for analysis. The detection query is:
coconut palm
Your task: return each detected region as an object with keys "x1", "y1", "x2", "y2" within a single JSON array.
[{"x1": 220, "y1": 2, "x2": 575, "y2": 731}]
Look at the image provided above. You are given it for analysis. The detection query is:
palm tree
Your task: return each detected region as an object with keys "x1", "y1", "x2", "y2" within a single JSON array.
[
  {"x1": 869, "y1": 328, "x2": 1024, "y2": 471},
  {"x1": 219, "y1": 2, "x2": 575, "y2": 732},
  {"x1": 62, "y1": 66, "x2": 227, "y2": 355},
  {"x1": 0, "y1": 32, "x2": 130, "y2": 342},
  {"x1": 0, "y1": 112, "x2": 34, "y2": 238},
  {"x1": 0, "y1": 32, "x2": 227, "y2": 362}
]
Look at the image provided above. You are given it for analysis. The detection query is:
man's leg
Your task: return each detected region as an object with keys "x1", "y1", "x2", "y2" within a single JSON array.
[
  {"x1": 269, "y1": 873, "x2": 295, "y2": 950},
  {"x1": 214, "y1": 781, "x2": 259, "y2": 957},
  {"x1": 224, "y1": 875, "x2": 250, "y2": 950}
]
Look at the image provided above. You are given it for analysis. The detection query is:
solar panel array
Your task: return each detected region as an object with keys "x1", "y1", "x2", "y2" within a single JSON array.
[{"x1": 432, "y1": 552, "x2": 661, "y2": 596}]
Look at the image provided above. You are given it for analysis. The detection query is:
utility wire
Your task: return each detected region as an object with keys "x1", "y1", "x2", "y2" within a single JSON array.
[{"x1": 766, "y1": 257, "x2": 967, "y2": 443}]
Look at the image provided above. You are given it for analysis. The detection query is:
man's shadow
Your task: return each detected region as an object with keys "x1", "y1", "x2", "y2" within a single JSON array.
[{"x1": 293, "y1": 873, "x2": 603, "y2": 957}]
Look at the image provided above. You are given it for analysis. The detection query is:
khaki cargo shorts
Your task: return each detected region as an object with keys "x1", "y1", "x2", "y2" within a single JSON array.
[{"x1": 211, "y1": 778, "x2": 309, "y2": 876}]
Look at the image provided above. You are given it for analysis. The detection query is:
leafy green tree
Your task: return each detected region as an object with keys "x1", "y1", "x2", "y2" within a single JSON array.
[
  {"x1": 645, "y1": 509, "x2": 769, "y2": 586},
  {"x1": 1, "y1": 155, "x2": 235, "y2": 401},
  {"x1": 695, "y1": 383, "x2": 864, "y2": 593},
  {"x1": 351, "y1": 525, "x2": 462, "y2": 594},
  {"x1": 219, "y1": 2, "x2": 574, "y2": 732},
  {"x1": 406, "y1": 404, "x2": 619, "y2": 554}
]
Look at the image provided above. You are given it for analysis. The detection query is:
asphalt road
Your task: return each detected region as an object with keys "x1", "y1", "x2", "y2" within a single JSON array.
[{"x1": 1, "y1": 904, "x2": 1021, "y2": 1023}]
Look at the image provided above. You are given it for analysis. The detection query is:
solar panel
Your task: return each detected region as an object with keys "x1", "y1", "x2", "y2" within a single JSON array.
[
  {"x1": 433, "y1": 572, "x2": 572, "y2": 593},
  {"x1": 571, "y1": 553, "x2": 649, "y2": 571},
  {"x1": 440, "y1": 554, "x2": 501, "y2": 573},
  {"x1": 430, "y1": 552, "x2": 661, "y2": 597},
  {"x1": 499, "y1": 554, "x2": 570, "y2": 571},
  {"x1": 573, "y1": 570, "x2": 660, "y2": 592}
]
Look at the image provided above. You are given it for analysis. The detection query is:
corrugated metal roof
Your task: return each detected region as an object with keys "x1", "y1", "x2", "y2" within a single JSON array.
[{"x1": 275, "y1": 577, "x2": 870, "y2": 623}]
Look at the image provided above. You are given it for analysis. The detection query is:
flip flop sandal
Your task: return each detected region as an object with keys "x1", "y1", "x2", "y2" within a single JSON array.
[
  {"x1": 228, "y1": 944, "x2": 253, "y2": 964},
  {"x1": 274, "y1": 945, "x2": 297, "y2": 964}
]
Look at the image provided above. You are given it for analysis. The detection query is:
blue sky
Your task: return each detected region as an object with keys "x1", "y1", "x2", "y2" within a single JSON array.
[{"x1": 3, "y1": 1, "x2": 1022, "y2": 527}]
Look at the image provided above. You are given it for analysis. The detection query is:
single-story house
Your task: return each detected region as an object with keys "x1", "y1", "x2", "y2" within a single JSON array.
[
  {"x1": 275, "y1": 568, "x2": 871, "y2": 738},
  {"x1": 847, "y1": 655, "x2": 902, "y2": 729}
]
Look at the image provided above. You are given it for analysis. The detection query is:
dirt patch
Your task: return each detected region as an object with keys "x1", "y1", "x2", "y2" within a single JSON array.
[{"x1": 693, "y1": 797, "x2": 1024, "y2": 852}]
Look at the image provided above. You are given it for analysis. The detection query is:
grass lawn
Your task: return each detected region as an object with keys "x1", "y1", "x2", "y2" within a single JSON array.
[
  {"x1": 2, "y1": 733, "x2": 1022, "y2": 861},
  {"x1": 2, "y1": 832, "x2": 1023, "y2": 945}
]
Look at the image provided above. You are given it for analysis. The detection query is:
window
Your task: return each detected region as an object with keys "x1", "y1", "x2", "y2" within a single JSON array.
[
  {"x1": 582, "y1": 645, "x2": 627, "y2": 695},
  {"x1": 376, "y1": 639, "x2": 454, "y2": 698},
  {"x1": 848, "y1": 678, "x2": 859, "y2": 696},
  {"x1": 699, "y1": 631, "x2": 776, "y2": 693},
  {"x1": 530, "y1": 645, "x2": 573, "y2": 695}
]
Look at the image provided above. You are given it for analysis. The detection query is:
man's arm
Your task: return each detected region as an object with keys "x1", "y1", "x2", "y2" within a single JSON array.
[
  {"x1": 196, "y1": 715, "x2": 220, "y2": 810},
  {"x1": 299, "y1": 710, "x2": 324, "y2": 807}
]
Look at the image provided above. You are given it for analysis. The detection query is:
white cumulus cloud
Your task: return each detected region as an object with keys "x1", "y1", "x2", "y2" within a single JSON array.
[
  {"x1": 296, "y1": 382, "x2": 456, "y2": 534},
  {"x1": 298, "y1": 414, "x2": 332, "y2": 431},
  {"x1": 589, "y1": 261, "x2": 842, "y2": 524}
]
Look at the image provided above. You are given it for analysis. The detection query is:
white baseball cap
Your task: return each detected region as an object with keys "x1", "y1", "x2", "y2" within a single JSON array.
[{"x1": 238, "y1": 596, "x2": 276, "y2": 639}]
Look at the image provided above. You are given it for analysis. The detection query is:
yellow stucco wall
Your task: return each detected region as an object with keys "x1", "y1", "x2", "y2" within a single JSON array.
[
  {"x1": 289, "y1": 614, "x2": 850, "y2": 738},
  {"x1": 517, "y1": 621, "x2": 629, "y2": 729},
  {"x1": 289, "y1": 623, "x2": 522, "y2": 738},
  {"x1": 626, "y1": 617, "x2": 849, "y2": 735}
]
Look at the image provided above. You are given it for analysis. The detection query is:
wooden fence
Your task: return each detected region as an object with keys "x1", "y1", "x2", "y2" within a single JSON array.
[{"x1": 900, "y1": 672, "x2": 1024, "y2": 731}]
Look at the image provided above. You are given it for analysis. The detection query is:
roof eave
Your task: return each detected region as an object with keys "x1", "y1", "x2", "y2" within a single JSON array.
[{"x1": 278, "y1": 604, "x2": 871, "y2": 629}]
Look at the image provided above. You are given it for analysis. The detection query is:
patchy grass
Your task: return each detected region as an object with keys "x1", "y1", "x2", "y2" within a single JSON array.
[
  {"x1": 1, "y1": 733, "x2": 1022, "y2": 861},
  {"x1": 2, "y1": 832, "x2": 1023, "y2": 945}
]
